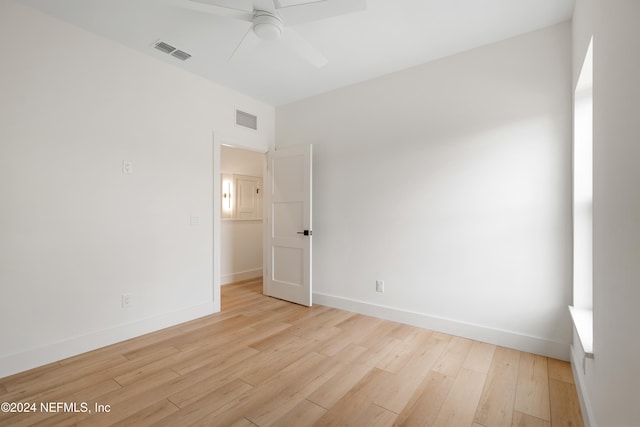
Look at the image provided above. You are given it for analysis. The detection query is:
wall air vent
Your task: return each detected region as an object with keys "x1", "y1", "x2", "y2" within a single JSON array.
[
  {"x1": 236, "y1": 110, "x2": 258, "y2": 130},
  {"x1": 153, "y1": 41, "x2": 192, "y2": 61}
]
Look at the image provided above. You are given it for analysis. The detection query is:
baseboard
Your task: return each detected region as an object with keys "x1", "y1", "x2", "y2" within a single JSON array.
[
  {"x1": 570, "y1": 344, "x2": 597, "y2": 427},
  {"x1": 313, "y1": 292, "x2": 570, "y2": 361},
  {"x1": 0, "y1": 302, "x2": 216, "y2": 379},
  {"x1": 221, "y1": 269, "x2": 262, "y2": 285}
]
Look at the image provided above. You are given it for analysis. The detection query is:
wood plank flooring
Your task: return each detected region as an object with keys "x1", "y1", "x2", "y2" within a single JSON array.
[{"x1": 0, "y1": 278, "x2": 584, "y2": 426}]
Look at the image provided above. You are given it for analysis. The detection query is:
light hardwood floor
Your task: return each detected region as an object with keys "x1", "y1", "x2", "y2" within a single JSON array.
[{"x1": 0, "y1": 278, "x2": 584, "y2": 426}]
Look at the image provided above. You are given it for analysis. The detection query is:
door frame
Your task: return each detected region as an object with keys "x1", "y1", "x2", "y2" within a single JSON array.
[{"x1": 213, "y1": 132, "x2": 268, "y2": 312}]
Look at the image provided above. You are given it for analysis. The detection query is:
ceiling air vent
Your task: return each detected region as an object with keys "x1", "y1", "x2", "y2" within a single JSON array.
[
  {"x1": 171, "y1": 50, "x2": 192, "y2": 61},
  {"x1": 236, "y1": 110, "x2": 258, "y2": 130},
  {"x1": 154, "y1": 41, "x2": 176, "y2": 54},
  {"x1": 153, "y1": 41, "x2": 192, "y2": 61}
]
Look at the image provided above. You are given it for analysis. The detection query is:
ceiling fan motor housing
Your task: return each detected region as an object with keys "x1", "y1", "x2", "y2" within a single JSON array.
[{"x1": 252, "y1": 12, "x2": 283, "y2": 41}]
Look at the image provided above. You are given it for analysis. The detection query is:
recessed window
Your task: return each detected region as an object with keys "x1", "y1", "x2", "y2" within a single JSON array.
[
  {"x1": 573, "y1": 37, "x2": 593, "y2": 311},
  {"x1": 571, "y1": 37, "x2": 593, "y2": 358}
]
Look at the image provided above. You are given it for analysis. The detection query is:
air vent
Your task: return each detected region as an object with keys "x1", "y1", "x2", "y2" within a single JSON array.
[
  {"x1": 153, "y1": 41, "x2": 192, "y2": 61},
  {"x1": 236, "y1": 110, "x2": 258, "y2": 130},
  {"x1": 171, "y1": 50, "x2": 192, "y2": 61},
  {"x1": 154, "y1": 41, "x2": 176, "y2": 54}
]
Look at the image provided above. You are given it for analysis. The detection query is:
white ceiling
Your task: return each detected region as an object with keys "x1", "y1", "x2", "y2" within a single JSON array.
[{"x1": 18, "y1": 0, "x2": 574, "y2": 106}]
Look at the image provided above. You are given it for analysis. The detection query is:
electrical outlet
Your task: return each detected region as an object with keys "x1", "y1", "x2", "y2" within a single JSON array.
[
  {"x1": 122, "y1": 293, "x2": 131, "y2": 308},
  {"x1": 376, "y1": 280, "x2": 384, "y2": 293}
]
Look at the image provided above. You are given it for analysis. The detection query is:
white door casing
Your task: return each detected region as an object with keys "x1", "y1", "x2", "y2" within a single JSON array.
[{"x1": 264, "y1": 144, "x2": 312, "y2": 306}]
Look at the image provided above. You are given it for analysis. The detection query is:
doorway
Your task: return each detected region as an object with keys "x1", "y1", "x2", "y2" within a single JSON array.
[
  {"x1": 213, "y1": 135, "x2": 313, "y2": 311},
  {"x1": 220, "y1": 145, "x2": 265, "y2": 285},
  {"x1": 213, "y1": 135, "x2": 267, "y2": 312}
]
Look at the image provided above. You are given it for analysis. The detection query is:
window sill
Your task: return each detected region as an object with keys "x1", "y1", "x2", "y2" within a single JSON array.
[{"x1": 569, "y1": 306, "x2": 594, "y2": 358}]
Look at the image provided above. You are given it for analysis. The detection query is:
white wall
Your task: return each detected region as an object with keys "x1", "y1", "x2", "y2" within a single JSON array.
[
  {"x1": 277, "y1": 23, "x2": 572, "y2": 359},
  {"x1": 570, "y1": 1, "x2": 640, "y2": 426},
  {"x1": 221, "y1": 146, "x2": 264, "y2": 284},
  {"x1": 221, "y1": 145, "x2": 265, "y2": 177},
  {"x1": 0, "y1": 0, "x2": 273, "y2": 377}
]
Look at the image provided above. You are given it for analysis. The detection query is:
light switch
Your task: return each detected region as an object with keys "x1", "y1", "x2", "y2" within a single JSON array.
[{"x1": 122, "y1": 160, "x2": 133, "y2": 174}]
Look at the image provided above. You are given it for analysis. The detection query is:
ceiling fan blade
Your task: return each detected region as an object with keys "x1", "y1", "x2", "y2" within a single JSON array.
[
  {"x1": 252, "y1": 0, "x2": 277, "y2": 13},
  {"x1": 190, "y1": 0, "x2": 253, "y2": 12},
  {"x1": 276, "y1": 0, "x2": 366, "y2": 25},
  {"x1": 280, "y1": 28, "x2": 328, "y2": 67},
  {"x1": 228, "y1": 25, "x2": 261, "y2": 62},
  {"x1": 167, "y1": 0, "x2": 254, "y2": 21}
]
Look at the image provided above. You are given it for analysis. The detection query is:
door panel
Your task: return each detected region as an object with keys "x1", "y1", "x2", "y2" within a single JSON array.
[
  {"x1": 264, "y1": 144, "x2": 312, "y2": 306},
  {"x1": 273, "y1": 155, "x2": 304, "y2": 193},
  {"x1": 273, "y1": 202, "x2": 304, "y2": 236},
  {"x1": 273, "y1": 247, "x2": 304, "y2": 285}
]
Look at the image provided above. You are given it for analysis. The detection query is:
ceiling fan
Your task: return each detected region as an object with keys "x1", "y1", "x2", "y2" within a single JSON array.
[{"x1": 172, "y1": 0, "x2": 367, "y2": 67}]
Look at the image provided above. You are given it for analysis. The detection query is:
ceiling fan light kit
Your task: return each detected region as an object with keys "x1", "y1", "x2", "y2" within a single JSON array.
[{"x1": 253, "y1": 12, "x2": 283, "y2": 41}]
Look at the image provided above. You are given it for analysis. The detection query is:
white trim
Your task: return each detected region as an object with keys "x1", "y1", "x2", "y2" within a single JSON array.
[
  {"x1": 0, "y1": 302, "x2": 214, "y2": 378},
  {"x1": 568, "y1": 306, "x2": 594, "y2": 357},
  {"x1": 570, "y1": 344, "x2": 597, "y2": 427},
  {"x1": 213, "y1": 132, "x2": 221, "y2": 313},
  {"x1": 221, "y1": 269, "x2": 263, "y2": 285},
  {"x1": 313, "y1": 292, "x2": 570, "y2": 361}
]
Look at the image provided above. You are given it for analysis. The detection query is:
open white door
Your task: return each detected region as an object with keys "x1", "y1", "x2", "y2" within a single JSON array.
[{"x1": 264, "y1": 144, "x2": 312, "y2": 306}]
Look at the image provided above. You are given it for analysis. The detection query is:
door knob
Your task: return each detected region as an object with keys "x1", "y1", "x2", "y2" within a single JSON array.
[{"x1": 297, "y1": 230, "x2": 312, "y2": 236}]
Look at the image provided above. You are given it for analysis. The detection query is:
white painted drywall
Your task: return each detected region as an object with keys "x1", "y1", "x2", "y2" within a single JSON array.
[
  {"x1": 0, "y1": 0, "x2": 273, "y2": 377},
  {"x1": 277, "y1": 23, "x2": 572, "y2": 359},
  {"x1": 221, "y1": 145, "x2": 265, "y2": 177},
  {"x1": 221, "y1": 146, "x2": 264, "y2": 284},
  {"x1": 221, "y1": 220, "x2": 263, "y2": 284},
  {"x1": 570, "y1": 1, "x2": 640, "y2": 426}
]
